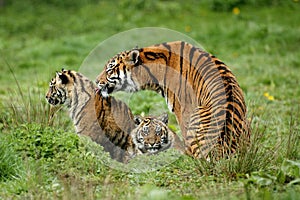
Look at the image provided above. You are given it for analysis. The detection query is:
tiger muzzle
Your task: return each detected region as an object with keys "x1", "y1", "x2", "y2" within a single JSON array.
[
  {"x1": 145, "y1": 143, "x2": 161, "y2": 153},
  {"x1": 46, "y1": 97, "x2": 59, "y2": 106},
  {"x1": 95, "y1": 81, "x2": 114, "y2": 98}
]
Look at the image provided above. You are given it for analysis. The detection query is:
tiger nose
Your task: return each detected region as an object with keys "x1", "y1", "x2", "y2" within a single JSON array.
[
  {"x1": 149, "y1": 139, "x2": 156, "y2": 145},
  {"x1": 46, "y1": 97, "x2": 53, "y2": 104},
  {"x1": 95, "y1": 79, "x2": 105, "y2": 86}
]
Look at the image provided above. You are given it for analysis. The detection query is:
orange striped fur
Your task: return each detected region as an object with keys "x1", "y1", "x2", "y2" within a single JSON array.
[{"x1": 96, "y1": 41, "x2": 250, "y2": 159}]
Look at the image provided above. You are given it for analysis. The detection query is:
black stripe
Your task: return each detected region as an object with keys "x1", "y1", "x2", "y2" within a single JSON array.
[
  {"x1": 158, "y1": 52, "x2": 168, "y2": 63},
  {"x1": 165, "y1": 88, "x2": 169, "y2": 109},
  {"x1": 76, "y1": 72, "x2": 83, "y2": 78},
  {"x1": 110, "y1": 131, "x2": 119, "y2": 144},
  {"x1": 161, "y1": 43, "x2": 172, "y2": 97},
  {"x1": 70, "y1": 71, "x2": 76, "y2": 83},
  {"x1": 123, "y1": 64, "x2": 127, "y2": 79},
  {"x1": 115, "y1": 63, "x2": 120, "y2": 68},
  {"x1": 162, "y1": 42, "x2": 172, "y2": 64},
  {"x1": 163, "y1": 63, "x2": 168, "y2": 93},
  {"x1": 172, "y1": 93, "x2": 176, "y2": 112},
  {"x1": 162, "y1": 42, "x2": 171, "y2": 52},
  {"x1": 71, "y1": 88, "x2": 78, "y2": 118},
  {"x1": 214, "y1": 59, "x2": 225, "y2": 65},
  {"x1": 198, "y1": 61, "x2": 215, "y2": 80},
  {"x1": 141, "y1": 64, "x2": 159, "y2": 85},
  {"x1": 144, "y1": 52, "x2": 158, "y2": 60},
  {"x1": 189, "y1": 46, "x2": 197, "y2": 68},
  {"x1": 74, "y1": 111, "x2": 85, "y2": 126},
  {"x1": 184, "y1": 46, "x2": 197, "y2": 105},
  {"x1": 116, "y1": 132, "x2": 127, "y2": 149},
  {"x1": 189, "y1": 112, "x2": 211, "y2": 125},
  {"x1": 177, "y1": 41, "x2": 185, "y2": 97},
  {"x1": 194, "y1": 51, "x2": 209, "y2": 69},
  {"x1": 79, "y1": 78, "x2": 91, "y2": 99},
  {"x1": 120, "y1": 134, "x2": 130, "y2": 150},
  {"x1": 97, "y1": 98, "x2": 106, "y2": 120},
  {"x1": 74, "y1": 104, "x2": 84, "y2": 122},
  {"x1": 217, "y1": 65, "x2": 229, "y2": 72},
  {"x1": 227, "y1": 103, "x2": 242, "y2": 120},
  {"x1": 77, "y1": 124, "x2": 87, "y2": 134}
]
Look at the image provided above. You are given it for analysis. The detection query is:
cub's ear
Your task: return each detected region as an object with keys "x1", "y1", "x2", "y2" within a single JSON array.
[
  {"x1": 56, "y1": 72, "x2": 69, "y2": 84},
  {"x1": 158, "y1": 113, "x2": 168, "y2": 125},
  {"x1": 134, "y1": 115, "x2": 143, "y2": 125},
  {"x1": 126, "y1": 49, "x2": 140, "y2": 65}
]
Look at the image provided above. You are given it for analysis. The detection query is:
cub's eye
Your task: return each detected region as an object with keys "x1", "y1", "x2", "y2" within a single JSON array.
[
  {"x1": 155, "y1": 126, "x2": 162, "y2": 135},
  {"x1": 107, "y1": 70, "x2": 113, "y2": 76},
  {"x1": 107, "y1": 60, "x2": 116, "y2": 70},
  {"x1": 142, "y1": 126, "x2": 149, "y2": 133},
  {"x1": 138, "y1": 137, "x2": 144, "y2": 142},
  {"x1": 106, "y1": 66, "x2": 113, "y2": 72}
]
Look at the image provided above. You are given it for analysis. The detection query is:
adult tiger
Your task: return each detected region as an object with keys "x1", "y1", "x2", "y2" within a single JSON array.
[
  {"x1": 46, "y1": 69, "x2": 136, "y2": 162},
  {"x1": 96, "y1": 41, "x2": 250, "y2": 159},
  {"x1": 132, "y1": 113, "x2": 184, "y2": 155}
]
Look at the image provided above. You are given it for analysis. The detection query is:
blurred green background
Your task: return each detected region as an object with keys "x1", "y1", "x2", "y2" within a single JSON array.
[{"x1": 0, "y1": 0, "x2": 299, "y2": 199}]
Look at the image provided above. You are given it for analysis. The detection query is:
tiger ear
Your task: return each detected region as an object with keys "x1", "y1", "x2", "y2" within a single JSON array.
[
  {"x1": 134, "y1": 115, "x2": 143, "y2": 125},
  {"x1": 56, "y1": 72, "x2": 69, "y2": 84},
  {"x1": 158, "y1": 113, "x2": 168, "y2": 125},
  {"x1": 126, "y1": 49, "x2": 140, "y2": 65}
]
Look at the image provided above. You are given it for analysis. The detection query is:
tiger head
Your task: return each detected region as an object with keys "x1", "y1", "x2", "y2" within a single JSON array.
[
  {"x1": 95, "y1": 49, "x2": 141, "y2": 98},
  {"x1": 131, "y1": 113, "x2": 173, "y2": 154},
  {"x1": 45, "y1": 68, "x2": 75, "y2": 107}
]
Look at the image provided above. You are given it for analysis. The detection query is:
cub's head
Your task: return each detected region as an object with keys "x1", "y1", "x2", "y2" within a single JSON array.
[
  {"x1": 95, "y1": 49, "x2": 140, "y2": 98},
  {"x1": 132, "y1": 113, "x2": 172, "y2": 154},
  {"x1": 45, "y1": 69, "x2": 76, "y2": 107}
]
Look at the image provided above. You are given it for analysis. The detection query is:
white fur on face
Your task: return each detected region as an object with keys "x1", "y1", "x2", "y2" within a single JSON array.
[{"x1": 114, "y1": 71, "x2": 140, "y2": 93}]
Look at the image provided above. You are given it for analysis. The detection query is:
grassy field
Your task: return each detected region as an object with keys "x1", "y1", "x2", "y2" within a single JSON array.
[{"x1": 1, "y1": 0, "x2": 300, "y2": 199}]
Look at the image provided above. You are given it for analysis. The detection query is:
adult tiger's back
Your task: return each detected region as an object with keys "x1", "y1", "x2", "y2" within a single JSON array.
[{"x1": 96, "y1": 41, "x2": 250, "y2": 159}]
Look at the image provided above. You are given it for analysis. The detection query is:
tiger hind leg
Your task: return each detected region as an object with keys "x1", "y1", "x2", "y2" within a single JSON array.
[{"x1": 185, "y1": 105, "x2": 226, "y2": 160}]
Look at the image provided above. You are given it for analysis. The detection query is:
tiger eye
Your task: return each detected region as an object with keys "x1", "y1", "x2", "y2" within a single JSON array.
[
  {"x1": 107, "y1": 70, "x2": 113, "y2": 76},
  {"x1": 155, "y1": 125, "x2": 162, "y2": 135},
  {"x1": 142, "y1": 126, "x2": 149, "y2": 133}
]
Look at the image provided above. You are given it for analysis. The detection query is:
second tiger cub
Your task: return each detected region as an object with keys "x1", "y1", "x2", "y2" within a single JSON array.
[{"x1": 132, "y1": 113, "x2": 183, "y2": 155}]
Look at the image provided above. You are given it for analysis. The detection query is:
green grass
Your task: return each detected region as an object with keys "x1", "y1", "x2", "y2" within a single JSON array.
[{"x1": 1, "y1": 0, "x2": 300, "y2": 199}]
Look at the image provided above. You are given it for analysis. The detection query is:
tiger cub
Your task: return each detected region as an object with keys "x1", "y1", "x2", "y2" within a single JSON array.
[
  {"x1": 46, "y1": 69, "x2": 136, "y2": 162},
  {"x1": 131, "y1": 113, "x2": 184, "y2": 155},
  {"x1": 96, "y1": 41, "x2": 250, "y2": 159}
]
